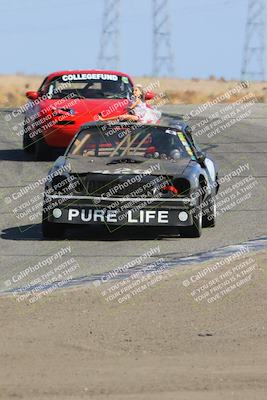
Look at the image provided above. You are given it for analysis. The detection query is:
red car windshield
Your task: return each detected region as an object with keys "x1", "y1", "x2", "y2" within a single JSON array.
[{"x1": 46, "y1": 74, "x2": 133, "y2": 100}]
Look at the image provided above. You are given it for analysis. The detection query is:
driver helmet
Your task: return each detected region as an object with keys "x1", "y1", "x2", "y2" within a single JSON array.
[{"x1": 170, "y1": 149, "x2": 181, "y2": 160}]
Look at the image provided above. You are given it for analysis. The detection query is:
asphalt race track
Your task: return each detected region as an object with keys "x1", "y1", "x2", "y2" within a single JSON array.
[{"x1": 0, "y1": 104, "x2": 267, "y2": 292}]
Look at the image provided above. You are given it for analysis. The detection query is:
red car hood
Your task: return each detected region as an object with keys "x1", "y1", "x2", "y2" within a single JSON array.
[{"x1": 40, "y1": 98, "x2": 130, "y2": 120}]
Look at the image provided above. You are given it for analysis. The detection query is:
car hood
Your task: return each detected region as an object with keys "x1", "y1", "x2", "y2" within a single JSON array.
[
  {"x1": 66, "y1": 156, "x2": 191, "y2": 176},
  {"x1": 41, "y1": 98, "x2": 130, "y2": 119}
]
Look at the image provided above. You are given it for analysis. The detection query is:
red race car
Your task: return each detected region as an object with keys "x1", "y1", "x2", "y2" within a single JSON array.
[{"x1": 23, "y1": 70, "x2": 155, "y2": 160}]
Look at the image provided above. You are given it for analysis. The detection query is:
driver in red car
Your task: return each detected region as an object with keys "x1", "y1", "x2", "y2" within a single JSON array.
[{"x1": 99, "y1": 85, "x2": 161, "y2": 123}]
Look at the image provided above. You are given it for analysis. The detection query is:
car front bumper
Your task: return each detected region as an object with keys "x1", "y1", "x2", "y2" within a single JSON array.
[{"x1": 44, "y1": 194, "x2": 197, "y2": 227}]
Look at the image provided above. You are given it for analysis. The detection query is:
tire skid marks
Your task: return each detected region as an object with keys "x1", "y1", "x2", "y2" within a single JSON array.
[{"x1": 1, "y1": 235, "x2": 267, "y2": 295}]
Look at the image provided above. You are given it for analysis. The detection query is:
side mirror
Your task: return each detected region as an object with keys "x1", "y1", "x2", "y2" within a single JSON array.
[
  {"x1": 145, "y1": 91, "x2": 155, "y2": 101},
  {"x1": 26, "y1": 90, "x2": 39, "y2": 100},
  {"x1": 197, "y1": 152, "x2": 206, "y2": 164},
  {"x1": 185, "y1": 126, "x2": 192, "y2": 134}
]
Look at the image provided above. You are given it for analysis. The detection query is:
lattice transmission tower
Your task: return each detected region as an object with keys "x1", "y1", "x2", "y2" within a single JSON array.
[
  {"x1": 241, "y1": 0, "x2": 266, "y2": 81},
  {"x1": 152, "y1": 0, "x2": 175, "y2": 76},
  {"x1": 98, "y1": 0, "x2": 120, "y2": 70}
]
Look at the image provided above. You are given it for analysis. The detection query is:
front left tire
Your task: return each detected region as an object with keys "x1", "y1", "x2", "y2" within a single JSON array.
[
  {"x1": 202, "y1": 195, "x2": 216, "y2": 228},
  {"x1": 182, "y1": 205, "x2": 202, "y2": 238}
]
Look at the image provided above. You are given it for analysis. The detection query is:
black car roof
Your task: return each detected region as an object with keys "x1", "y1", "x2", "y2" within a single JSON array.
[{"x1": 78, "y1": 120, "x2": 186, "y2": 131}]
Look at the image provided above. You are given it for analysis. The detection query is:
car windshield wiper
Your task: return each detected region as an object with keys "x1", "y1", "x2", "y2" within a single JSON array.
[
  {"x1": 70, "y1": 94, "x2": 86, "y2": 99},
  {"x1": 106, "y1": 156, "x2": 145, "y2": 165},
  {"x1": 98, "y1": 91, "x2": 126, "y2": 99}
]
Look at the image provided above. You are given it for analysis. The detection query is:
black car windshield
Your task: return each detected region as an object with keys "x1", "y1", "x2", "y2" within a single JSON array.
[
  {"x1": 46, "y1": 74, "x2": 133, "y2": 99},
  {"x1": 68, "y1": 124, "x2": 196, "y2": 162}
]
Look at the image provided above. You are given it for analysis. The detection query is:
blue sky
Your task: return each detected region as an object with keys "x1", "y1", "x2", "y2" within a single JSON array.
[{"x1": 0, "y1": 0, "x2": 263, "y2": 79}]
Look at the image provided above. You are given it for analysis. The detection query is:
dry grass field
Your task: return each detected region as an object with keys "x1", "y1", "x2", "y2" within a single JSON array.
[{"x1": 0, "y1": 74, "x2": 267, "y2": 107}]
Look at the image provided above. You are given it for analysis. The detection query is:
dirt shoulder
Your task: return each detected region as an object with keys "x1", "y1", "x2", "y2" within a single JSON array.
[{"x1": 0, "y1": 250, "x2": 267, "y2": 400}]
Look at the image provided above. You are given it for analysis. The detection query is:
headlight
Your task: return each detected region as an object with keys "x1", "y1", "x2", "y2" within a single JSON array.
[
  {"x1": 51, "y1": 174, "x2": 83, "y2": 194},
  {"x1": 51, "y1": 175, "x2": 70, "y2": 192},
  {"x1": 51, "y1": 107, "x2": 75, "y2": 116}
]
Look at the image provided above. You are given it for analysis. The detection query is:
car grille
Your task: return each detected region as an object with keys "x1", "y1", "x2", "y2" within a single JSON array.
[
  {"x1": 70, "y1": 174, "x2": 192, "y2": 199},
  {"x1": 56, "y1": 120, "x2": 75, "y2": 125},
  {"x1": 73, "y1": 174, "x2": 170, "y2": 198}
]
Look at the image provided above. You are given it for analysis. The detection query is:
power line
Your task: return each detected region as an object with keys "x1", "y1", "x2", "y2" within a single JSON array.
[
  {"x1": 98, "y1": 0, "x2": 120, "y2": 70},
  {"x1": 241, "y1": 0, "x2": 266, "y2": 81},
  {"x1": 152, "y1": 0, "x2": 175, "y2": 76}
]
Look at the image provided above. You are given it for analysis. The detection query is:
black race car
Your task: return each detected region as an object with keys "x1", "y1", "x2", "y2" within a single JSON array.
[{"x1": 42, "y1": 121, "x2": 219, "y2": 238}]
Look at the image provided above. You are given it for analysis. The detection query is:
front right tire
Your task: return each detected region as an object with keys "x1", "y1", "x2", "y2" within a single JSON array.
[
  {"x1": 23, "y1": 120, "x2": 35, "y2": 154},
  {"x1": 42, "y1": 208, "x2": 66, "y2": 238},
  {"x1": 42, "y1": 220, "x2": 66, "y2": 239}
]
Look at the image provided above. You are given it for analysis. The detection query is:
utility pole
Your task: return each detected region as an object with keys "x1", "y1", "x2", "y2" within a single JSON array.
[
  {"x1": 98, "y1": 0, "x2": 120, "y2": 70},
  {"x1": 152, "y1": 0, "x2": 175, "y2": 76},
  {"x1": 241, "y1": 0, "x2": 266, "y2": 81}
]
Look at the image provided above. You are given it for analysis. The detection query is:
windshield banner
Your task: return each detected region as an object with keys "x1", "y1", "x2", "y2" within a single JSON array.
[{"x1": 62, "y1": 74, "x2": 119, "y2": 81}]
